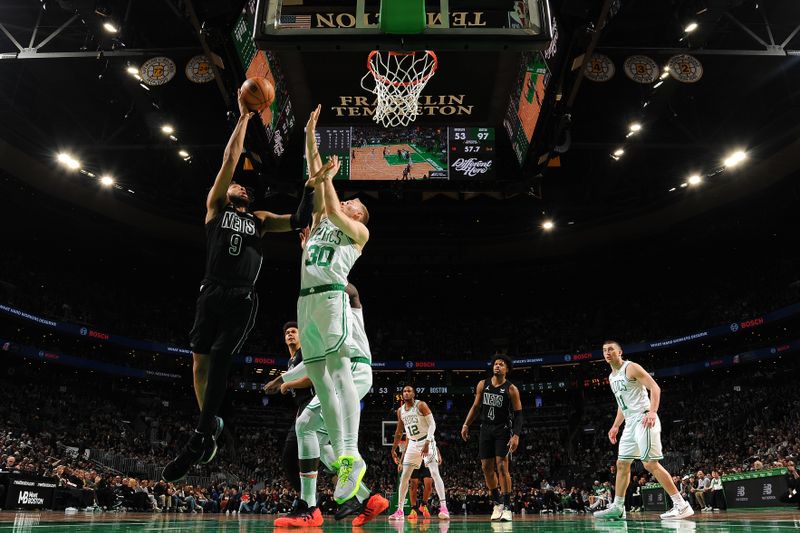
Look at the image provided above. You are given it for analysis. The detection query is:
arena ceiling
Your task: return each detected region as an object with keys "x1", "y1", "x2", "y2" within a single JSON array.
[{"x1": 1, "y1": 0, "x2": 800, "y2": 254}]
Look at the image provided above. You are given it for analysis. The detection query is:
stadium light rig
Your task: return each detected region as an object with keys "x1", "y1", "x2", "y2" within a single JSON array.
[
  {"x1": 57, "y1": 152, "x2": 80, "y2": 170},
  {"x1": 542, "y1": 220, "x2": 555, "y2": 231},
  {"x1": 687, "y1": 174, "x2": 702, "y2": 187},
  {"x1": 100, "y1": 175, "x2": 114, "y2": 187},
  {"x1": 684, "y1": 22, "x2": 699, "y2": 33},
  {"x1": 103, "y1": 22, "x2": 119, "y2": 33},
  {"x1": 723, "y1": 150, "x2": 747, "y2": 168}
]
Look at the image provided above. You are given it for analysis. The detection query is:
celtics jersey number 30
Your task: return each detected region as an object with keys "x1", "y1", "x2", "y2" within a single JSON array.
[{"x1": 301, "y1": 217, "x2": 361, "y2": 289}]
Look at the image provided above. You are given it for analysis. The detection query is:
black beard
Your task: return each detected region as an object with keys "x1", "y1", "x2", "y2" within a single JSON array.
[{"x1": 230, "y1": 196, "x2": 250, "y2": 208}]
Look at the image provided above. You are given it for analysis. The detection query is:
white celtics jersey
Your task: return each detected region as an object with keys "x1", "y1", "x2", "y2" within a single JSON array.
[
  {"x1": 301, "y1": 217, "x2": 361, "y2": 289},
  {"x1": 401, "y1": 400, "x2": 430, "y2": 441},
  {"x1": 348, "y1": 307, "x2": 372, "y2": 363},
  {"x1": 609, "y1": 360, "x2": 651, "y2": 419}
]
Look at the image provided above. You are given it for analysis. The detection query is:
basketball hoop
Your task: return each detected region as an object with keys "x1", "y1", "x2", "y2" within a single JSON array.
[{"x1": 360, "y1": 50, "x2": 438, "y2": 128}]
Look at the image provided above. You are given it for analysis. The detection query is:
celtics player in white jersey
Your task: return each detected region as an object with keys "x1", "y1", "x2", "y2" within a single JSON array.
[
  {"x1": 389, "y1": 386, "x2": 450, "y2": 521},
  {"x1": 299, "y1": 105, "x2": 371, "y2": 504},
  {"x1": 267, "y1": 282, "x2": 389, "y2": 526},
  {"x1": 594, "y1": 340, "x2": 694, "y2": 521}
]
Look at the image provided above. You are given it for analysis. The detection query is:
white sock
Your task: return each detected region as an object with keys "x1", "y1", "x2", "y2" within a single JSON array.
[
  {"x1": 300, "y1": 472, "x2": 317, "y2": 508},
  {"x1": 613, "y1": 496, "x2": 624, "y2": 507},
  {"x1": 428, "y1": 462, "x2": 447, "y2": 506},
  {"x1": 670, "y1": 492, "x2": 686, "y2": 507},
  {"x1": 356, "y1": 482, "x2": 371, "y2": 503},
  {"x1": 328, "y1": 356, "x2": 361, "y2": 456}
]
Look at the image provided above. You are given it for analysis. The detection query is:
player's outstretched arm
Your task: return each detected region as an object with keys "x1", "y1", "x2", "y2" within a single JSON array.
[
  {"x1": 305, "y1": 105, "x2": 327, "y2": 228},
  {"x1": 461, "y1": 379, "x2": 484, "y2": 441},
  {"x1": 254, "y1": 179, "x2": 315, "y2": 235},
  {"x1": 206, "y1": 90, "x2": 254, "y2": 223},
  {"x1": 320, "y1": 156, "x2": 369, "y2": 247}
]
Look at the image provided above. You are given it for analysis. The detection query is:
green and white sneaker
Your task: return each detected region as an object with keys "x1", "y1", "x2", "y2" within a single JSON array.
[
  {"x1": 594, "y1": 504, "x2": 626, "y2": 520},
  {"x1": 334, "y1": 455, "x2": 366, "y2": 504}
]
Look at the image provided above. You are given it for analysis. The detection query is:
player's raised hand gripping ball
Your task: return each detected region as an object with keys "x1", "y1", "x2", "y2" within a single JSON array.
[{"x1": 241, "y1": 77, "x2": 275, "y2": 113}]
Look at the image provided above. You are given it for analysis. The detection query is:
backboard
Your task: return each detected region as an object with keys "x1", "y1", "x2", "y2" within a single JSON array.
[{"x1": 254, "y1": 0, "x2": 553, "y2": 51}]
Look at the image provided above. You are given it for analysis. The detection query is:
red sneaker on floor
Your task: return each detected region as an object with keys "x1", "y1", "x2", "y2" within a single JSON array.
[
  {"x1": 274, "y1": 505, "x2": 323, "y2": 527},
  {"x1": 352, "y1": 494, "x2": 390, "y2": 526}
]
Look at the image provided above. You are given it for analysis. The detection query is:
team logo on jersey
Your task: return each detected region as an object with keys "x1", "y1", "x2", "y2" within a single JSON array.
[
  {"x1": 483, "y1": 393, "x2": 504, "y2": 407},
  {"x1": 140, "y1": 57, "x2": 176, "y2": 86},
  {"x1": 221, "y1": 211, "x2": 257, "y2": 235}
]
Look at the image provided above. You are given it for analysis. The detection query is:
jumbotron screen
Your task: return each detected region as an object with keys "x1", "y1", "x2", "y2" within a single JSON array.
[{"x1": 304, "y1": 126, "x2": 495, "y2": 180}]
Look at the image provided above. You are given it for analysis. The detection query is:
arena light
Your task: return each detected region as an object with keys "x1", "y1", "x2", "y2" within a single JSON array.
[
  {"x1": 628, "y1": 122, "x2": 642, "y2": 133},
  {"x1": 613, "y1": 148, "x2": 625, "y2": 157},
  {"x1": 684, "y1": 22, "x2": 699, "y2": 33},
  {"x1": 542, "y1": 220, "x2": 555, "y2": 231},
  {"x1": 57, "y1": 152, "x2": 80, "y2": 170},
  {"x1": 687, "y1": 174, "x2": 702, "y2": 186},
  {"x1": 659, "y1": 71, "x2": 670, "y2": 80},
  {"x1": 100, "y1": 175, "x2": 114, "y2": 187},
  {"x1": 669, "y1": 187, "x2": 677, "y2": 192},
  {"x1": 126, "y1": 66, "x2": 138, "y2": 75},
  {"x1": 680, "y1": 182, "x2": 688, "y2": 188},
  {"x1": 723, "y1": 150, "x2": 747, "y2": 168},
  {"x1": 161, "y1": 125, "x2": 174, "y2": 134},
  {"x1": 138, "y1": 83, "x2": 149, "y2": 91},
  {"x1": 103, "y1": 22, "x2": 118, "y2": 33},
  {"x1": 178, "y1": 150, "x2": 189, "y2": 158},
  {"x1": 653, "y1": 81, "x2": 664, "y2": 89}
]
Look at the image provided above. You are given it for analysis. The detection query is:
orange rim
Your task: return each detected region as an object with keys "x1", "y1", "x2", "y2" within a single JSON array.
[{"x1": 366, "y1": 50, "x2": 438, "y2": 87}]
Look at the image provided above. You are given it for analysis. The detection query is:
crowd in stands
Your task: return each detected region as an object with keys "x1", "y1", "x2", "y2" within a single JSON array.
[{"x1": 1, "y1": 354, "x2": 797, "y2": 514}]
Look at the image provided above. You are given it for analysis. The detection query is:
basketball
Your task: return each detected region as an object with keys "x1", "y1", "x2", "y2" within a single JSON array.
[{"x1": 241, "y1": 77, "x2": 275, "y2": 113}]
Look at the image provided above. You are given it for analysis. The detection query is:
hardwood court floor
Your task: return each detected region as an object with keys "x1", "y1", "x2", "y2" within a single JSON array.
[{"x1": 1, "y1": 509, "x2": 798, "y2": 532}]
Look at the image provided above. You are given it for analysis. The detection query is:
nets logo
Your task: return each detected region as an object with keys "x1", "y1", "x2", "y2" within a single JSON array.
[{"x1": 18, "y1": 491, "x2": 44, "y2": 505}]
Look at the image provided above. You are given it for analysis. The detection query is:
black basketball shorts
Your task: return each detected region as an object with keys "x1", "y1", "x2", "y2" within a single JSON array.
[
  {"x1": 479, "y1": 424, "x2": 512, "y2": 460},
  {"x1": 189, "y1": 282, "x2": 258, "y2": 355}
]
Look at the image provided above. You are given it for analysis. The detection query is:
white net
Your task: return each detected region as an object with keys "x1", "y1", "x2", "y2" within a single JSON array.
[{"x1": 360, "y1": 50, "x2": 438, "y2": 128}]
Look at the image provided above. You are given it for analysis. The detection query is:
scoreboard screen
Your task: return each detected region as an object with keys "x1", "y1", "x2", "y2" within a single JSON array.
[
  {"x1": 448, "y1": 127, "x2": 495, "y2": 179},
  {"x1": 304, "y1": 126, "x2": 495, "y2": 181}
]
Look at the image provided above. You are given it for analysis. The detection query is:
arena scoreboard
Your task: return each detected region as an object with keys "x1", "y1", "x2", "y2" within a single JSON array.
[
  {"x1": 448, "y1": 127, "x2": 495, "y2": 179},
  {"x1": 304, "y1": 126, "x2": 495, "y2": 181}
]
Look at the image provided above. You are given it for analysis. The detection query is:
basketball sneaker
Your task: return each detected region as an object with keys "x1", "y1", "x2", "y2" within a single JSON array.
[
  {"x1": 273, "y1": 501, "x2": 323, "y2": 527},
  {"x1": 334, "y1": 496, "x2": 362, "y2": 520},
  {"x1": 388, "y1": 508, "x2": 405, "y2": 521},
  {"x1": 199, "y1": 417, "x2": 223, "y2": 464},
  {"x1": 352, "y1": 494, "x2": 390, "y2": 526},
  {"x1": 420, "y1": 505, "x2": 431, "y2": 518},
  {"x1": 161, "y1": 432, "x2": 206, "y2": 482},
  {"x1": 660, "y1": 502, "x2": 694, "y2": 520},
  {"x1": 491, "y1": 503, "x2": 504, "y2": 521},
  {"x1": 594, "y1": 504, "x2": 626, "y2": 520},
  {"x1": 500, "y1": 508, "x2": 513, "y2": 522},
  {"x1": 334, "y1": 456, "x2": 366, "y2": 504},
  {"x1": 408, "y1": 509, "x2": 418, "y2": 520},
  {"x1": 438, "y1": 502, "x2": 450, "y2": 520}
]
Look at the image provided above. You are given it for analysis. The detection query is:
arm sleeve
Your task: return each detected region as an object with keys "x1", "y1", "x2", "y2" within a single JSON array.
[
  {"x1": 289, "y1": 187, "x2": 314, "y2": 230},
  {"x1": 512, "y1": 409, "x2": 523, "y2": 435},
  {"x1": 424, "y1": 414, "x2": 436, "y2": 441},
  {"x1": 281, "y1": 360, "x2": 307, "y2": 383}
]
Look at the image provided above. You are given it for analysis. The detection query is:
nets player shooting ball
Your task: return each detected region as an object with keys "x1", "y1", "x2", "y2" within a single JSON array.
[
  {"x1": 461, "y1": 355, "x2": 523, "y2": 522},
  {"x1": 162, "y1": 89, "x2": 315, "y2": 483},
  {"x1": 389, "y1": 386, "x2": 450, "y2": 521},
  {"x1": 298, "y1": 105, "x2": 371, "y2": 505},
  {"x1": 593, "y1": 340, "x2": 694, "y2": 521}
]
